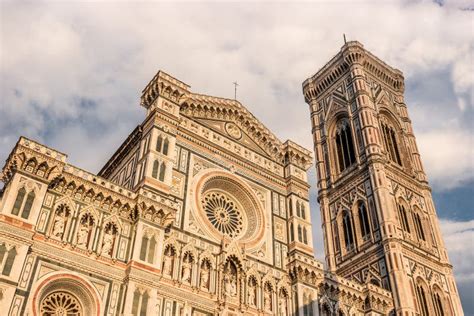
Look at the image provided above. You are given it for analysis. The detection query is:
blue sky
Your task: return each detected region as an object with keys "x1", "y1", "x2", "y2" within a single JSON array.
[{"x1": 1, "y1": 0, "x2": 473, "y2": 313}]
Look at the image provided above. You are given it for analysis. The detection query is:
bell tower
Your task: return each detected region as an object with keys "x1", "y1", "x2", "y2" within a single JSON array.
[{"x1": 303, "y1": 41, "x2": 463, "y2": 315}]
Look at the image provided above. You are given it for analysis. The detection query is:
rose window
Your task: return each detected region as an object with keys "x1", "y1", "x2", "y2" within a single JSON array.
[
  {"x1": 202, "y1": 192, "x2": 243, "y2": 237},
  {"x1": 40, "y1": 291, "x2": 83, "y2": 316}
]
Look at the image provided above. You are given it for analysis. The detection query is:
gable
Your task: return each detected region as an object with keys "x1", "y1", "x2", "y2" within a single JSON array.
[
  {"x1": 180, "y1": 93, "x2": 284, "y2": 160},
  {"x1": 194, "y1": 118, "x2": 270, "y2": 157}
]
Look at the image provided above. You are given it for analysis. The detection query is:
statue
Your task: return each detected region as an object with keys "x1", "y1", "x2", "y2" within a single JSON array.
[
  {"x1": 52, "y1": 214, "x2": 65, "y2": 238},
  {"x1": 101, "y1": 230, "x2": 114, "y2": 256},
  {"x1": 77, "y1": 223, "x2": 89, "y2": 247},
  {"x1": 264, "y1": 290, "x2": 272, "y2": 310},
  {"x1": 200, "y1": 265, "x2": 210, "y2": 289},
  {"x1": 163, "y1": 251, "x2": 173, "y2": 276},
  {"x1": 181, "y1": 258, "x2": 192, "y2": 283},
  {"x1": 248, "y1": 286, "x2": 256, "y2": 305},
  {"x1": 230, "y1": 275, "x2": 237, "y2": 297},
  {"x1": 279, "y1": 296, "x2": 287, "y2": 316}
]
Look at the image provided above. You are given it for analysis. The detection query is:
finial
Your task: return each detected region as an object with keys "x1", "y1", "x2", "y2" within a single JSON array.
[{"x1": 343, "y1": 34, "x2": 347, "y2": 44}]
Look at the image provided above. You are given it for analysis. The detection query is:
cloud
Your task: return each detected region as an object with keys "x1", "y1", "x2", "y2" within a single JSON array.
[{"x1": 439, "y1": 218, "x2": 474, "y2": 312}]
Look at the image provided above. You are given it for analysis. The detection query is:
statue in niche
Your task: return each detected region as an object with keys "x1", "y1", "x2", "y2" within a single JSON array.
[
  {"x1": 223, "y1": 261, "x2": 237, "y2": 298},
  {"x1": 279, "y1": 296, "x2": 287, "y2": 316},
  {"x1": 264, "y1": 288, "x2": 272, "y2": 310},
  {"x1": 77, "y1": 223, "x2": 89, "y2": 246},
  {"x1": 101, "y1": 223, "x2": 117, "y2": 256},
  {"x1": 248, "y1": 285, "x2": 256, "y2": 306},
  {"x1": 77, "y1": 214, "x2": 93, "y2": 247},
  {"x1": 163, "y1": 247, "x2": 174, "y2": 276},
  {"x1": 200, "y1": 262, "x2": 210, "y2": 290},
  {"x1": 181, "y1": 254, "x2": 192, "y2": 283},
  {"x1": 52, "y1": 214, "x2": 65, "y2": 238},
  {"x1": 52, "y1": 206, "x2": 69, "y2": 239}
]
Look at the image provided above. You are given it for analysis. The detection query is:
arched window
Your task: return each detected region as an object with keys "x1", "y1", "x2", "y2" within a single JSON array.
[
  {"x1": 159, "y1": 163, "x2": 166, "y2": 181},
  {"x1": 433, "y1": 292, "x2": 445, "y2": 316},
  {"x1": 381, "y1": 122, "x2": 402, "y2": 165},
  {"x1": 413, "y1": 212, "x2": 426, "y2": 241},
  {"x1": 335, "y1": 119, "x2": 356, "y2": 172},
  {"x1": 290, "y1": 223, "x2": 294, "y2": 242},
  {"x1": 301, "y1": 204, "x2": 306, "y2": 220},
  {"x1": 2, "y1": 247, "x2": 17, "y2": 276},
  {"x1": 162, "y1": 138, "x2": 169, "y2": 155},
  {"x1": 358, "y1": 203, "x2": 371, "y2": 239},
  {"x1": 147, "y1": 237, "x2": 156, "y2": 264},
  {"x1": 156, "y1": 135, "x2": 163, "y2": 152},
  {"x1": 303, "y1": 227, "x2": 308, "y2": 244},
  {"x1": 288, "y1": 201, "x2": 293, "y2": 217},
  {"x1": 11, "y1": 188, "x2": 26, "y2": 216},
  {"x1": 416, "y1": 283, "x2": 430, "y2": 316},
  {"x1": 398, "y1": 204, "x2": 410, "y2": 233},
  {"x1": 303, "y1": 293, "x2": 313, "y2": 316},
  {"x1": 139, "y1": 236, "x2": 149, "y2": 261},
  {"x1": 21, "y1": 191, "x2": 35, "y2": 219},
  {"x1": 343, "y1": 211, "x2": 355, "y2": 250},
  {"x1": 152, "y1": 160, "x2": 159, "y2": 179},
  {"x1": 296, "y1": 201, "x2": 301, "y2": 217},
  {"x1": 298, "y1": 225, "x2": 303, "y2": 242}
]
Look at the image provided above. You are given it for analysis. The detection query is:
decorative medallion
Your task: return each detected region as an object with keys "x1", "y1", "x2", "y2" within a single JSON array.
[
  {"x1": 202, "y1": 192, "x2": 243, "y2": 237},
  {"x1": 40, "y1": 291, "x2": 82, "y2": 316},
  {"x1": 225, "y1": 123, "x2": 242, "y2": 140}
]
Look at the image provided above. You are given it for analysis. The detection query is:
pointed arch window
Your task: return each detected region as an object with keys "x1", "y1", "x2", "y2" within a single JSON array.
[
  {"x1": 358, "y1": 203, "x2": 371, "y2": 239},
  {"x1": 335, "y1": 119, "x2": 356, "y2": 172},
  {"x1": 2, "y1": 247, "x2": 17, "y2": 276},
  {"x1": 21, "y1": 191, "x2": 35, "y2": 219},
  {"x1": 139, "y1": 236, "x2": 149, "y2": 261},
  {"x1": 343, "y1": 211, "x2": 355, "y2": 250},
  {"x1": 11, "y1": 188, "x2": 26, "y2": 216},
  {"x1": 296, "y1": 201, "x2": 301, "y2": 217},
  {"x1": 152, "y1": 160, "x2": 159, "y2": 179},
  {"x1": 303, "y1": 227, "x2": 308, "y2": 244},
  {"x1": 416, "y1": 283, "x2": 429, "y2": 316},
  {"x1": 156, "y1": 135, "x2": 163, "y2": 152},
  {"x1": 433, "y1": 292, "x2": 445, "y2": 316},
  {"x1": 413, "y1": 212, "x2": 426, "y2": 241},
  {"x1": 147, "y1": 237, "x2": 156, "y2": 264},
  {"x1": 301, "y1": 204, "x2": 306, "y2": 220},
  {"x1": 297, "y1": 225, "x2": 303, "y2": 242},
  {"x1": 381, "y1": 122, "x2": 402, "y2": 165},
  {"x1": 398, "y1": 204, "x2": 410, "y2": 233},
  {"x1": 162, "y1": 138, "x2": 169, "y2": 155},
  {"x1": 159, "y1": 163, "x2": 166, "y2": 181}
]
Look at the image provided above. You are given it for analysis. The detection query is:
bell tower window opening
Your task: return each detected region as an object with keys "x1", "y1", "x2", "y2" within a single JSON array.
[
  {"x1": 342, "y1": 211, "x2": 355, "y2": 250},
  {"x1": 398, "y1": 204, "x2": 410, "y2": 233},
  {"x1": 381, "y1": 122, "x2": 402, "y2": 165},
  {"x1": 358, "y1": 203, "x2": 371, "y2": 239},
  {"x1": 335, "y1": 119, "x2": 356, "y2": 172}
]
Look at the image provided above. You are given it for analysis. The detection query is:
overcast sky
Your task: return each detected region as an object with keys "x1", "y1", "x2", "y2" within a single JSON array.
[{"x1": 1, "y1": 0, "x2": 473, "y2": 313}]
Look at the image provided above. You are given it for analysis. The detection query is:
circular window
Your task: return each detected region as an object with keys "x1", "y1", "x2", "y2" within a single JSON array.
[
  {"x1": 202, "y1": 191, "x2": 243, "y2": 237},
  {"x1": 40, "y1": 291, "x2": 82, "y2": 316},
  {"x1": 193, "y1": 170, "x2": 265, "y2": 247}
]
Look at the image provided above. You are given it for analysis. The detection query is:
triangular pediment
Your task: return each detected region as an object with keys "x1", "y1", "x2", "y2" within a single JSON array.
[
  {"x1": 180, "y1": 93, "x2": 284, "y2": 159},
  {"x1": 194, "y1": 118, "x2": 270, "y2": 157}
]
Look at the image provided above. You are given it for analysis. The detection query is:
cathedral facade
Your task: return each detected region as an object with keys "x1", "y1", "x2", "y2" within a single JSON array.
[{"x1": 0, "y1": 41, "x2": 461, "y2": 316}]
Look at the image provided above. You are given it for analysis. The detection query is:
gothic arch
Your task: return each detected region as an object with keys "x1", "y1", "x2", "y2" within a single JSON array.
[{"x1": 328, "y1": 115, "x2": 357, "y2": 174}]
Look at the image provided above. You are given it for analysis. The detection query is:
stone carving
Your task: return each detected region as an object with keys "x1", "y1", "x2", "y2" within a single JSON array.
[
  {"x1": 200, "y1": 261, "x2": 210, "y2": 290},
  {"x1": 181, "y1": 253, "x2": 193, "y2": 284},
  {"x1": 101, "y1": 223, "x2": 117, "y2": 256},
  {"x1": 163, "y1": 247, "x2": 174, "y2": 276}
]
